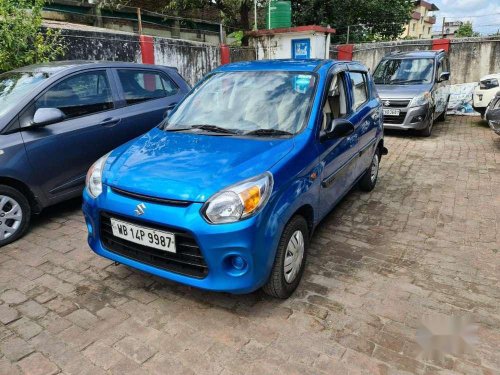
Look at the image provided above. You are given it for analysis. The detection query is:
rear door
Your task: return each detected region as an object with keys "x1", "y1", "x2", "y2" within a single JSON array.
[
  {"x1": 347, "y1": 70, "x2": 380, "y2": 176},
  {"x1": 19, "y1": 69, "x2": 121, "y2": 202},
  {"x1": 110, "y1": 68, "x2": 186, "y2": 146}
]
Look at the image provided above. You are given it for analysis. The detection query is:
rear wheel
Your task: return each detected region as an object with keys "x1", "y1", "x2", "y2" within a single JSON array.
[
  {"x1": 263, "y1": 215, "x2": 309, "y2": 299},
  {"x1": 358, "y1": 150, "x2": 380, "y2": 192},
  {"x1": 0, "y1": 185, "x2": 31, "y2": 247}
]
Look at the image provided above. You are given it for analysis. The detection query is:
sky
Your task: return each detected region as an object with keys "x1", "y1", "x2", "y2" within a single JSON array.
[{"x1": 431, "y1": 0, "x2": 500, "y2": 35}]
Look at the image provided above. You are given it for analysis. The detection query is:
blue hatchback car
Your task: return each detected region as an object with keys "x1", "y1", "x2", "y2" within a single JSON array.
[
  {"x1": 83, "y1": 59, "x2": 387, "y2": 298},
  {"x1": 0, "y1": 61, "x2": 189, "y2": 246}
]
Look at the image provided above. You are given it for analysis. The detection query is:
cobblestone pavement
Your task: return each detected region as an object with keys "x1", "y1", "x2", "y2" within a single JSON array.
[{"x1": 1, "y1": 116, "x2": 499, "y2": 375}]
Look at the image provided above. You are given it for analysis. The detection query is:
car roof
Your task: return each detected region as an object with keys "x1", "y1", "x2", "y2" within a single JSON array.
[
  {"x1": 382, "y1": 50, "x2": 445, "y2": 59},
  {"x1": 11, "y1": 61, "x2": 177, "y2": 74},
  {"x1": 217, "y1": 59, "x2": 341, "y2": 73}
]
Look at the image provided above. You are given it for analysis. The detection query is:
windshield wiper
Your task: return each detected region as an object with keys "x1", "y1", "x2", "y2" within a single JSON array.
[
  {"x1": 245, "y1": 129, "x2": 293, "y2": 137},
  {"x1": 389, "y1": 79, "x2": 426, "y2": 85},
  {"x1": 165, "y1": 124, "x2": 239, "y2": 135}
]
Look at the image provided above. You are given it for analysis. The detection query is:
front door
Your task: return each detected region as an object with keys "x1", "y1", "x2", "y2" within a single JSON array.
[
  {"x1": 19, "y1": 69, "x2": 122, "y2": 202},
  {"x1": 318, "y1": 70, "x2": 359, "y2": 219},
  {"x1": 434, "y1": 56, "x2": 451, "y2": 116}
]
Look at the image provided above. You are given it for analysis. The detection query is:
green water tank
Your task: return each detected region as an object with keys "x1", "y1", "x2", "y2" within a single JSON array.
[{"x1": 265, "y1": 0, "x2": 292, "y2": 29}]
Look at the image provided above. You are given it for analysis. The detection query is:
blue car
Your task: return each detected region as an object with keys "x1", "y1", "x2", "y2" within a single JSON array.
[
  {"x1": 83, "y1": 59, "x2": 387, "y2": 298},
  {"x1": 0, "y1": 61, "x2": 190, "y2": 246}
]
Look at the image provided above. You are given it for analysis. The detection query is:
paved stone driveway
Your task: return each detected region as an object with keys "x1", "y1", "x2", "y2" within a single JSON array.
[{"x1": 0, "y1": 116, "x2": 499, "y2": 375}]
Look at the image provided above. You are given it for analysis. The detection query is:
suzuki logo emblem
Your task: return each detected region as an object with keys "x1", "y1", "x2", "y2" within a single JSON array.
[
  {"x1": 384, "y1": 100, "x2": 390, "y2": 107},
  {"x1": 134, "y1": 203, "x2": 146, "y2": 216}
]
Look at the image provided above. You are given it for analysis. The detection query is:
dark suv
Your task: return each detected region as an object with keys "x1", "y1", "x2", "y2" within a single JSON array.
[
  {"x1": 0, "y1": 61, "x2": 190, "y2": 246},
  {"x1": 373, "y1": 50, "x2": 451, "y2": 136}
]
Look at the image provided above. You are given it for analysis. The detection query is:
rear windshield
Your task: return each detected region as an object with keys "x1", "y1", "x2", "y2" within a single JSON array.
[
  {"x1": 0, "y1": 71, "x2": 51, "y2": 117},
  {"x1": 373, "y1": 58, "x2": 434, "y2": 85}
]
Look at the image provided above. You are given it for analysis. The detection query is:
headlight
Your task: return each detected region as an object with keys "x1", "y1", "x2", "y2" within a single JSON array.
[
  {"x1": 202, "y1": 172, "x2": 273, "y2": 224},
  {"x1": 409, "y1": 92, "x2": 431, "y2": 107},
  {"x1": 85, "y1": 152, "x2": 111, "y2": 198}
]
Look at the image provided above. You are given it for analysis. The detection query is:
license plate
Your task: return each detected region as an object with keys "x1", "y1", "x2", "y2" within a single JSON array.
[
  {"x1": 110, "y1": 218, "x2": 176, "y2": 253},
  {"x1": 383, "y1": 108, "x2": 400, "y2": 116}
]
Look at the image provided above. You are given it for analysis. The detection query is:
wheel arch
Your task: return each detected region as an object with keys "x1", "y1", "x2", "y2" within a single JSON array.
[
  {"x1": 0, "y1": 177, "x2": 41, "y2": 214},
  {"x1": 291, "y1": 204, "x2": 315, "y2": 237}
]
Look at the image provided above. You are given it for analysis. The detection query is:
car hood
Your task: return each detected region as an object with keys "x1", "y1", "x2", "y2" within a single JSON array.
[
  {"x1": 104, "y1": 127, "x2": 294, "y2": 202},
  {"x1": 376, "y1": 83, "x2": 434, "y2": 99}
]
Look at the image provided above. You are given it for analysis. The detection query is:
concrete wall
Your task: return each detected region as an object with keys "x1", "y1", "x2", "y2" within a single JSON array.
[
  {"x1": 337, "y1": 37, "x2": 500, "y2": 85},
  {"x1": 153, "y1": 37, "x2": 220, "y2": 85},
  {"x1": 48, "y1": 21, "x2": 219, "y2": 85}
]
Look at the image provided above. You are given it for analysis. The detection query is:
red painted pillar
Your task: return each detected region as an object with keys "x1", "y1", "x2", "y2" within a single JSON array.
[
  {"x1": 140, "y1": 35, "x2": 155, "y2": 64},
  {"x1": 220, "y1": 44, "x2": 230, "y2": 65},
  {"x1": 337, "y1": 44, "x2": 354, "y2": 61},
  {"x1": 432, "y1": 38, "x2": 450, "y2": 52}
]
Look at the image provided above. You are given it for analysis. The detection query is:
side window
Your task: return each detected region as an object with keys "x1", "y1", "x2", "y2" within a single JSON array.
[
  {"x1": 322, "y1": 73, "x2": 348, "y2": 130},
  {"x1": 35, "y1": 71, "x2": 113, "y2": 120},
  {"x1": 349, "y1": 72, "x2": 369, "y2": 109},
  {"x1": 117, "y1": 69, "x2": 179, "y2": 105}
]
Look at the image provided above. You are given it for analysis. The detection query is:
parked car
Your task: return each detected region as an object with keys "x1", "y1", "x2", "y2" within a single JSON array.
[
  {"x1": 485, "y1": 90, "x2": 500, "y2": 135},
  {"x1": 83, "y1": 59, "x2": 388, "y2": 298},
  {"x1": 373, "y1": 50, "x2": 451, "y2": 136},
  {"x1": 473, "y1": 73, "x2": 500, "y2": 118},
  {"x1": 0, "y1": 61, "x2": 190, "y2": 246}
]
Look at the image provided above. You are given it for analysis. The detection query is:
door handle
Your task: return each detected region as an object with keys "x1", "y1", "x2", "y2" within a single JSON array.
[{"x1": 99, "y1": 118, "x2": 121, "y2": 127}]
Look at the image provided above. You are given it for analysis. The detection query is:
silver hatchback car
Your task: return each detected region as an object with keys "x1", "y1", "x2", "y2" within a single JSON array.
[{"x1": 373, "y1": 50, "x2": 451, "y2": 137}]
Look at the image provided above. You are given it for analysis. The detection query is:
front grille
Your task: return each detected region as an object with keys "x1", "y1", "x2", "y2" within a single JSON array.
[
  {"x1": 384, "y1": 112, "x2": 407, "y2": 125},
  {"x1": 111, "y1": 187, "x2": 192, "y2": 207},
  {"x1": 100, "y1": 212, "x2": 208, "y2": 278},
  {"x1": 382, "y1": 99, "x2": 410, "y2": 108}
]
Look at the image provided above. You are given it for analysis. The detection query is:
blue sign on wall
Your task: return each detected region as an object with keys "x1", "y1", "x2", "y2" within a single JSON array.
[{"x1": 292, "y1": 39, "x2": 311, "y2": 59}]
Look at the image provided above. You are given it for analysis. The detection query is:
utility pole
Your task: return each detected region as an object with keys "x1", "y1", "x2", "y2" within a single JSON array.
[
  {"x1": 254, "y1": 0, "x2": 258, "y2": 30},
  {"x1": 137, "y1": 8, "x2": 143, "y2": 35},
  {"x1": 346, "y1": 25, "x2": 350, "y2": 44},
  {"x1": 441, "y1": 17, "x2": 446, "y2": 38}
]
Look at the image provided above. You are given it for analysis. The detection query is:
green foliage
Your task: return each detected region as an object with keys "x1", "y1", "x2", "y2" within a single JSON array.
[
  {"x1": 227, "y1": 30, "x2": 244, "y2": 45},
  {"x1": 0, "y1": 0, "x2": 65, "y2": 71},
  {"x1": 292, "y1": 0, "x2": 414, "y2": 43},
  {"x1": 455, "y1": 22, "x2": 480, "y2": 38}
]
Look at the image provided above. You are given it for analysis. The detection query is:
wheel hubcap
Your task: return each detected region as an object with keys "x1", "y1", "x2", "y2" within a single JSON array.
[
  {"x1": 0, "y1": 195, "x2": 23, "y2": 241},
  {"x1": 371, "y1": 154, "x2": 379, "y2": 183},
  {"x1": 284, "y1": 230, "x2": 305, "y2": 283}
]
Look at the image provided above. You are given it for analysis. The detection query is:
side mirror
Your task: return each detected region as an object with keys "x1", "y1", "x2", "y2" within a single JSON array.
[
  {"x1": 324, "y1": 118, "x2": 355, "y2": 140},
  {"x1": 32, "y1": 108, "x2": 65, "y2": 127},
  {"x1": 439, "y1": 72, "x2": 450, "y2": 82}
]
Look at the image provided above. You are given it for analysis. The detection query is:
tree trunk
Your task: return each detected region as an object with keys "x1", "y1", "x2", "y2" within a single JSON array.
[{"x1": 240, "y1": 1, "x2": 250, "y2": 45}]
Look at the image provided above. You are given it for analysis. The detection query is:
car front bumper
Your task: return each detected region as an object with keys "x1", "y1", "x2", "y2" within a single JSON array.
[
  {"x1": 82, "y1": 186, "x2": 282, "y2": 294},
  {"x1": 382, "y1": 103, "x2": 431, "y2": 130}
]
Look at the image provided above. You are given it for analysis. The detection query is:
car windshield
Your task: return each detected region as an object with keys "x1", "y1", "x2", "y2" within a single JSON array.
[
  {"x1": 373, "y1": 58, "x2": 434, "y2": 85},
  {"x1": 0, "y1": 71, "x2": 50, "y2": 117},
  {"x1": 163, "y1": 71, "x2": 317, "y2": 136}
]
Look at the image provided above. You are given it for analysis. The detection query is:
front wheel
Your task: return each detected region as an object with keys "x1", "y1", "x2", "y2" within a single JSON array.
[
  {"x1": 419, "y1": 113, "x2": 434, "y2": 137},
  {"x1": 0, "y1": 185, "x2": 31, "y2": 247},
  {"x1": 263, "y1": 215, "x2": 309, "y2": 299}
]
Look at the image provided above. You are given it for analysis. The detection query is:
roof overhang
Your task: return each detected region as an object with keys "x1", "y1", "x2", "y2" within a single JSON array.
[{"x1": 246, "y1": 25, "x2": 336, "y2": 37}]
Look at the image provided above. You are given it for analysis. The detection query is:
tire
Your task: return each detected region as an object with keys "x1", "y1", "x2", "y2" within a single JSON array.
[
  {"x1": 358, "y1": 149, "x2": 380, "y2": 192},
  {"x1": 419, "y1": 112, "x2": 434, "y2": 137},
  {"x1": 436, "y1": 99, "x2": 449, "y2": 122},
  {"x1": 0, "y1": 185, "x2": 31, "y2": 247},
  {"x1": 263, "y1": 215, "x2": 309, "y2": 299}
]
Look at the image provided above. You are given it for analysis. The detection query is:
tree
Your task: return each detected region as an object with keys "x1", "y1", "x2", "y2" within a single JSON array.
[
  {"x1": 292, "y1": 0, "x2": 415, "y2": 43},
  {"x1": 0, "y1": 0, "x2": 65, "y2": 72},
  {"x1": 455, "y1": 21, "x2": 480, "y2": 38}
]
